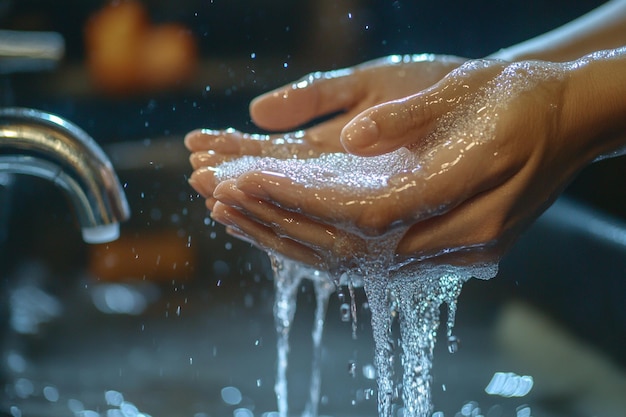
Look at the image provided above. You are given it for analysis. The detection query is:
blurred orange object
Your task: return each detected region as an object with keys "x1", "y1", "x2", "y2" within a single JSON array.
[
  {"x1": 85, "y1": 0, "x2": 197, "y2": 94},
  {"x1": 89, "y1": 231, "x2": 196, "y2": 282}
]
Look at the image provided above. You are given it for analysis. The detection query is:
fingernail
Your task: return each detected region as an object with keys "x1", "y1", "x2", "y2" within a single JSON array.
[
  {"x1": 213, "y1": 181, "x2": 240, "y2": 206},
  {"x1": 210, "y1": 207, "x2": 234, "y2": 226},
  {"x1": 341, "y1": 116, "x2": 379, "y2": 149},
  {"x1": 189, "y1": 168, "x2": 216, "y2": 197},
  {"x1": 184, "y1": 129, "x2": 202, "y2": 149},
  {"x1": 189, "y1": 151, "x2": 214, "y2": 170}
]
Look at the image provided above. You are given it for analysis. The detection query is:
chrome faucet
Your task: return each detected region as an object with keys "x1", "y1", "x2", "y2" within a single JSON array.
[{"x1": 0, "y1": 107, "x2": 130, "y2": 243}]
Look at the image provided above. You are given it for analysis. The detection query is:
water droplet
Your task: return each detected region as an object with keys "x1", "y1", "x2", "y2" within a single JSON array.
[
  {"x1": 362, "y1": 363, "x2": 376, "y2": 379},
  {"x1": 43, "y1": 385, "x2": 59, "y2": 402},
  {"x1": 14, "y1": 377, "x2": 34, "y2": 399},
  {"x1": 447, "y1": 335, "x2": 460, "y2": 353},
  {"x1": 221, "y1": 386, "x2": 242, "y2": 405},
  {"x1": 6, "y1": 351, "x2": 26, "y2": 373},
  {"x1": 516, "y1": 405, "x2": 532, "y2": 417},
  {"x1": 347, "y1": 361, "x2": 356, "y2": 377},
  {"x1": 67, "y1": 398, "x2": 84, "y2": 412},
  {"x1": 340, "y1": 303, "x2": 351, "y2": 322},
  {"x1": 234, "y1": 408, "x2": 254, "y2": 417},
  {"x1": 120, "y1": 401, "x2": 139, "y2": 416}
]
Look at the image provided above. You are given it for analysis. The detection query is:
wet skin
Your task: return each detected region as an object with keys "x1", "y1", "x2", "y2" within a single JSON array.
[{"x1": 186, "y1": 50, "x2": 626, "y2": 270}]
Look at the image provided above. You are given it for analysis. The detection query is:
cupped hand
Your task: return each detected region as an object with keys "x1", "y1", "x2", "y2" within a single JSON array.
[
  {"x1": 185, "y1": 54, "x2": 466, "y2": 206},
  {"x1": 210, "y1": 58, "x2": 597, "y2": 269}
]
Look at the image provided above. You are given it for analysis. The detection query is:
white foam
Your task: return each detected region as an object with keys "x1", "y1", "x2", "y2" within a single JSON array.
[{"x1": 214, "y1": 148, "x2": 422, "y2": 194}]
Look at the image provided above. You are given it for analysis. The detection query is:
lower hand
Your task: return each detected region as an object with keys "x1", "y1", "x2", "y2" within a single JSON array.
[{"x1": 207, "y1": 58, "x2": 596, "y2": 269}]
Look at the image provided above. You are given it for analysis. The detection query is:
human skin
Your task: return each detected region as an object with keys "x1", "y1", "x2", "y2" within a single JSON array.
[
  {"x1": 186, "y1": 54, "x2": 466, "y2": 209},
  {"x1": 186, "y1": 1, "x2": 626, "y2": 269}
]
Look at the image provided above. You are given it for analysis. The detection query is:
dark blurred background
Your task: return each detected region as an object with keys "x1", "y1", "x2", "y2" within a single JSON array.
[
  {"x1": 1, "y1": 0, "x2": 625, "y2": 388},
  {"x1": 0, "y1": 0, "x2": 615, "y2": 140}
]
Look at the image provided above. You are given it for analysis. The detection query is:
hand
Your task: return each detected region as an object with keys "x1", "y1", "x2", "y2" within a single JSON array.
[
  {"x1": 185, "y1": 54, "x2": 466, "y2": 208},
  {"x1": 208, "y1": 58, "x2": 599, "y2": 269}
]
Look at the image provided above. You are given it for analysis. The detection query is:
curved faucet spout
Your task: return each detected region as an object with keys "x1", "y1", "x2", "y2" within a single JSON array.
[{"x1": 0, "y1": 107, "x2": 130, "y2": 243}]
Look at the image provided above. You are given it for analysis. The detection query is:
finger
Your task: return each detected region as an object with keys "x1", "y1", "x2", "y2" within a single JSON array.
[
  {"x1": 189, "y1": 151, "x2": 232, "y2": 170},
  {"x1": 186, "y1": 127, "x2": 330, "y2": 158},
  {"x1": 184, "y1": 128, "x2": 265, "y2": 154},
  {"x1": 189, "y1": 166, "x2": 220, "y2": 198},
  {"x1": 340, "y1": 89, "x2": 449, "y2": 157},
  {"x1": 234, "y1": 170, "x2": 372, "y2": 230},
  {"x1": 213, "y1": 180, "x2": 337, "y2": 250},
  {"x1": 250, "y1": 68, "x2": 362, "y2": 131},
  {"x1": 211, "y1": 202, "x2": 325, "y2": 267},
  {"x1": 235, "y1": 130, "x2": 517, "y2": 238},
  {"x1": 205, "y1": 196, "x2": 217, "y2": 211},
  {"x1": 340, "y1": 61, "x2": 502, "y2": 156}
]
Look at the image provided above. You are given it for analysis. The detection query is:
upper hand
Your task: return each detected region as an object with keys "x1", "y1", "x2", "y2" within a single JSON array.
[
  {"x1": 208, "y1": 58, "x2": 597, "y2": 269},
  {"x1": 185, "y1": 54, "x2": 466, "y2": 207}
]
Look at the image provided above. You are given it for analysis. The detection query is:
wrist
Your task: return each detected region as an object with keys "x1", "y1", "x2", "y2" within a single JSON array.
[{"x1": 561, "y1": 47, "x2": 626, "y2": 163}]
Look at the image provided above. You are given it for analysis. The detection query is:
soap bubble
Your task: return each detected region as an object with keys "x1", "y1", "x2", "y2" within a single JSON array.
[{"x1": 43, "y1": 385, "x2": 59, "y2": 402}]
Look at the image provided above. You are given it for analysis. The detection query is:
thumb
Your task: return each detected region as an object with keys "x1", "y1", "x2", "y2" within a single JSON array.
[
  {"x1": 340, "y1": 87, "x2": 451, "y2": 157},
  {"x1": 250, "y1": 69, "x2": 359, "y2": 131}
]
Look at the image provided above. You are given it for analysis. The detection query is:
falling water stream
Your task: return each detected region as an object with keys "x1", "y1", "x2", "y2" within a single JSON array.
[
  {"x1": 269, "y1": 251, "x2": 496, "y2": 417},
  {"x1": 270, "y1": 255, "x2": 336, "y2": 417}
]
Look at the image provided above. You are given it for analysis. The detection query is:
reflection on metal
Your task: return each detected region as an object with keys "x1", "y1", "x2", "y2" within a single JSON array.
[
  {"x1": 0, "y1": 29, "x2": 64, "y2": 74},
  {"x1": 0, "y1": 107, "x2": 130, "y2": 243}
]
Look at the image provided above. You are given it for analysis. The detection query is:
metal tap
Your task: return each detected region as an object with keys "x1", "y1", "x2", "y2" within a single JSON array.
[{"x1": 0, "y1": 107, "x2": 130, "y2": 243}]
